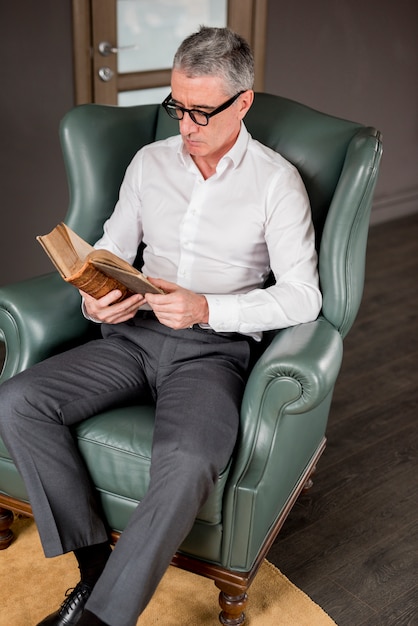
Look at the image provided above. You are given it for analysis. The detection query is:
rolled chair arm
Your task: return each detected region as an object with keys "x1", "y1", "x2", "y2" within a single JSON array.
[
  {"x1": 0, "y1": 273, "x2": 91, "y2": 383},
  {"x1": 242, "y1": 316, "x2": 343, "y2": 421}
]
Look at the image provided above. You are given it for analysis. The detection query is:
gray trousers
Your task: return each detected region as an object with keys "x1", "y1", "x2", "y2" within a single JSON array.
[{"x1": 0, "y1": 314, "x2": 256, "y2": 626}]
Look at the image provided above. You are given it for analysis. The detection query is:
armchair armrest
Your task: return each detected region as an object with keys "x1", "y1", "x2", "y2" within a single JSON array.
[
  {"x1": 242, "y1": 316, "x2": 343, "y2": 422},
  {"x1": 0, "y1": 273, "x2": 91, "y2": 383},
  {"x1": 222, "y1": 317, "x2": 343, "y2": 570}
]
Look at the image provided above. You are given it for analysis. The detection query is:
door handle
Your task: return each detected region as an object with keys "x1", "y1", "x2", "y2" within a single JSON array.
[{"x1": 98, "y1": 41, "x2": 138, "y2": 56}]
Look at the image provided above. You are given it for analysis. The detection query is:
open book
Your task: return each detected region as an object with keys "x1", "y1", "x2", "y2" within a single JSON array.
[{"x1": 37, "y1": 223, "x2": 163, "y2": 300}]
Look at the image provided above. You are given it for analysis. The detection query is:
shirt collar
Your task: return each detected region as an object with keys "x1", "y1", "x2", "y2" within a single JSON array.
[{"x1": 177, "y1": 122, "x2": 250, "y2": 175}]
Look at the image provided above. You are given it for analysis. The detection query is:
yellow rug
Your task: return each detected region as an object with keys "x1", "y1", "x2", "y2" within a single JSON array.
[{"x1": 0, "y1": 516, "x2": 337, "y2": 625}]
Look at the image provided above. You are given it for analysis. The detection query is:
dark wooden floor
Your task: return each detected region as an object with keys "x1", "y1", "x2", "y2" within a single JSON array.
[
  {"x1": 267, "y1": 212, "x2": 418, "y2": 625},
  {"x1": 1, "y1": 213, "x2": 417, "y2": 624}
]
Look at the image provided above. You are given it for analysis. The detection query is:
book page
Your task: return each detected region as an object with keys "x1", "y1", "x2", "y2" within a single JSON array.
[
  {"x1": 88, "y1": 248, "x2": 136, "y2": 274},
  {"x1": 90, "y1": 257, "x2": 163, "y2": 294},
  {"x1": 64, "y1": 225, "x2": 95, "y2": 262},
  {"x1": 36, "y1": 224, "x2": 85, "y2": 278}
]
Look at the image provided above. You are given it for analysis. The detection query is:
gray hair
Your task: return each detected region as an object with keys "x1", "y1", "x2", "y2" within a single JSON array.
[{"x1": 173, "y1": 26, "x2": 254, "y2": 95}]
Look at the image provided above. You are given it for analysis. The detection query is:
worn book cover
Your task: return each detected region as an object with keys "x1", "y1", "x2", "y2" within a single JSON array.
[{"x1": 37, "y1": 223, "x2": 163, "y2": 300}]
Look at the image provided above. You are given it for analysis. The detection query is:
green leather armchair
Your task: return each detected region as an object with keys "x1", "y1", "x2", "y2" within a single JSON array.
[{"x1": 0, "y1": 93, "x2": 382, "y2": 625}]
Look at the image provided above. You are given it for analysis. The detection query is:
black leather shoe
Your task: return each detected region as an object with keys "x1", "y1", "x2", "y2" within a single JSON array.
[{"x1": 37, "y1": 581, "x2": 92, "y2": 625}]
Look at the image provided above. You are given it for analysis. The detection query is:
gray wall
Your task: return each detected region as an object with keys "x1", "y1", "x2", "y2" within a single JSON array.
[
  {"x1": 264, "y1": 0, "x2": 418, "y2": 227},
  {"x1": 1, "y1": 1, "x2": 74, "y2": 286},
  {"x1": 1, "y1": 0, "x2": 417, "y2": 286}
]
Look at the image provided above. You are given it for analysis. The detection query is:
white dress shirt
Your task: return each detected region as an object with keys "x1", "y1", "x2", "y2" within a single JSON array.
[{"x1": 93, "y1": 123, "x2": 322, "y2": 340}]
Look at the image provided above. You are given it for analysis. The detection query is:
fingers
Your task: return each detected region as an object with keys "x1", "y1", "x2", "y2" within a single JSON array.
[
  {"x1": 81, "y1": 290, "x2": 146, "y2": 324},
  {"x1": 153, "y1": 308, "x2": 195, "y2": 330},
  {"x1": 145, "y1": 288, "x2": 209, "y2": 329},
  {"x1": 146, "y1": 277, "x2": 177, "y2": 293}
]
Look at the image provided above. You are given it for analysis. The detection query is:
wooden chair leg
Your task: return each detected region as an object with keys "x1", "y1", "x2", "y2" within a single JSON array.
[
  {"x1": 302, "y1": 464, "x2": 317, "y2": 493},
  {"x1": 0, "y1": 507, "x2": 14, "y2": 550},
  {"x1": 217, "y1": 585, "x2": 248, "y2": 625}
]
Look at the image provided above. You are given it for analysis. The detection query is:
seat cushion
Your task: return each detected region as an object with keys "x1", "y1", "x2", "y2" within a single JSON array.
[{"x1": 75, "y1": 405, "x2": 232, "y2": 528}]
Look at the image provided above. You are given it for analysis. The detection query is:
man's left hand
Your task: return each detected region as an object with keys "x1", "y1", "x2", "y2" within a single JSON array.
[{"x1": 145, "y1": 278, "x2": 209, "y2": 330}]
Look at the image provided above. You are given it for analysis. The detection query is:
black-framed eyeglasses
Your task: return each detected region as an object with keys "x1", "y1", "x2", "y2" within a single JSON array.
[{"x1": 161, "y1": 91, "x2": 245, "y2": 127}]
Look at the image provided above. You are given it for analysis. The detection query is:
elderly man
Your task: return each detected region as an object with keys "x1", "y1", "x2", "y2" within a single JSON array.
[{"x1": 0, "y1": 26, "x2": 321, "y2": 626}]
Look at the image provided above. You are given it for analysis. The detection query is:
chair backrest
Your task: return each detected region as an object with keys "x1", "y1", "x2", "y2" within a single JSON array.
[{"x1": 60, "y1": 94, "x2": 382, "y2": 338}]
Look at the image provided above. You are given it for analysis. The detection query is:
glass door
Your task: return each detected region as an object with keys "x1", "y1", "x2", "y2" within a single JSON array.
[
  {"x1": 116, "y1": 0, "x2": 228, "y2": 105},
  {"x1": 72, "y1": 0, "x2": 268, "y2": 105}
]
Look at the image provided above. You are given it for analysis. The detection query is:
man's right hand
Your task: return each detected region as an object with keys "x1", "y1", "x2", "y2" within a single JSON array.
[{"x1": 80, "y1": 289, "x2": 147, "y2": 324}]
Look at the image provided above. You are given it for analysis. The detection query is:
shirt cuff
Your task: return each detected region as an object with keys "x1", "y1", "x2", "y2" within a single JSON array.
[
  {"x1": 81, "y1": 298, "x2": 101, "y2": 324},
  {"x1": 204, "y1": 294, "x2": 241, "y2": 332}
]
